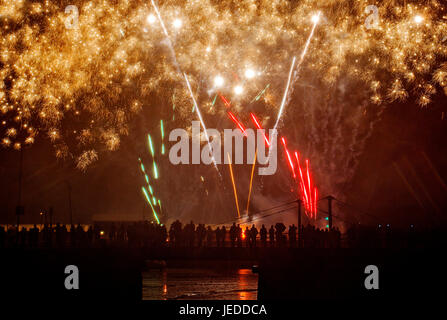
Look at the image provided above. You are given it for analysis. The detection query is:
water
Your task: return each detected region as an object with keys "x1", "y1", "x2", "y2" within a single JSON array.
[{"x1": 143, "y1": 268, "x2": 258, "y2": 300}]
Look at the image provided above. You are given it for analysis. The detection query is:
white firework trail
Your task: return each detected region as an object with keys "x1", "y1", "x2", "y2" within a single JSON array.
[
  {"x1": 274, "y1": 11, "x2": 321, "y2": 131},
  {"x1": 151, "y1": 0, "x2": 181, "y2": 71},
  {"x1": 273, "y1": 56, "x2": 297, "y2": 131},
  {"x1": 184, "y1": 73, "x2": 220, "y2": 173}
]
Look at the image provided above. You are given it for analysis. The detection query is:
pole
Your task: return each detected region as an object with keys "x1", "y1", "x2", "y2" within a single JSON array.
[
  {"x1": 297, "y1": 199, "x2": 302, "y2": 248},
  {"x1": 17, "y1": 147, "x2": 23, "y2": 230},
  {"x1": 67, "y1": 182, "x2": 73, "y2": 225},
  {"x1": 49, "y1": 206, "x2": 53, "y2": 228},
  {"x1": 327, "y1": 196, "x2": 334, "y2": 229}
]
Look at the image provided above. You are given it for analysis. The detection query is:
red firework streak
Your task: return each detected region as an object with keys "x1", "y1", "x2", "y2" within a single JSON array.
[
  {"x1": 250, "y1": 113, "x2": 270, "y2": 146},
  {"x1": 281, "y1": 137, "x2": 296, "y2": 179},
  {"x1": 227, "y1": 111, "x2": 247, "y2": 136},
  {"x1": 218, "y1": 93, "x2": 246, "y2": 135},
  {"x1": 294, "y1": 152, "x2": 318, "y2": 218},
  {"x1": 306, "y1": 160, "x2": 313, "y2": 216},
  {"x1": 294, "y1": 152, "x2": 309, "y2": 212},
  {"x1": 219, "y1": 93, "x2": 231, "y2": 108}
]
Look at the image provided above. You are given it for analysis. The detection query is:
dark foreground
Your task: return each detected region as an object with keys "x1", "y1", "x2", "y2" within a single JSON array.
[{"x1": 1, "y1": 247, "x2": 445, "y2": 301}]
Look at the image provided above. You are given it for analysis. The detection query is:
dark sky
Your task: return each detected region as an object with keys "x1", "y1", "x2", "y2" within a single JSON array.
[{"x1": 345, "y1": 94, "x2": 447, "y2": 227}]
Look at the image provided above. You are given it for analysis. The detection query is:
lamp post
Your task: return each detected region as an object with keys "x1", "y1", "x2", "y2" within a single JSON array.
[
  {"x1": 297, "y1": 199, "x2": 302, "y2": 248},
  {"x1": 16, "y1": 147, "x2": 24, "y2": 229},
  {"x1": 65, "y1": 181, "x2": 73, "y2": 225}
]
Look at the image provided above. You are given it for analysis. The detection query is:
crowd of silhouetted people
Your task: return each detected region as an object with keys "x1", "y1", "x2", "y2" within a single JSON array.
[
  {"x1": 0, "y1": 220, "x2": 442, "y2": 249},
  {"x1": 167, "y1": 221, "x2": 341, "y2": 248},
  {"x1": 0, "y1": 221, "x2": 342, "y2": 249}
]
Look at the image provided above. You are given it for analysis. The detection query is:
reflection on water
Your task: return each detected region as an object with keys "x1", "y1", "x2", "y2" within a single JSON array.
[{"x1": 143, "y1": 268, "x2": 258, "y2": 300}]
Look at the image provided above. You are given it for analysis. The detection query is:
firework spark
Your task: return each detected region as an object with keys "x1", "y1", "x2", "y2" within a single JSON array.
[{"x1": 142, "y1": 186, "x2": 160, "y2": 224}]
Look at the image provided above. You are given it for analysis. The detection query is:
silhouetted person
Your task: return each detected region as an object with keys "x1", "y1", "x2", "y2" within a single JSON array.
[
  {"x1": 260, "y1": 224, "x2": 267, "y2": 247},
  {"x1": 236, "y1": 224, "x2": 242, "y2": 247},
  {"x1": 215, "y1": 227, "x2": 221, "y2": 247},
  {"x1": 206, "y1": 226, "x2": 213, "y2": 247},
  {"x1": 171, "y1": 220, "x2": 182, "y2": 247},
  {"x1": 221, "y1": 226, "x2": 227, "y2": 247},
  {"x1": 43, "y1": 224, "x2": 52, "y2": 248},
  {"x1": 385, "y1": 224, "x2": 392, "y2": 248},
  {"x1": 268, "y1": 225, "x2": 275, "y2": 247},
  {"x1": 196, "y1": 224, "x2": 206, "y2": 247},
  {"x1": 19, "y1": 227, "x2": 27, "y2": 247},
  {"x1": 169, "y1": 224, "x2": 175, "y2": 246},
  {"x1": 230, "y1": 223, "x2": 237, "y2": 247},
  {"x1": 275, "y1": 223, "x2": 286, "y2": 247},
  {"x1": 160, "y1": 224, "x2": 168, "y2": 246},
  {"x1": 289, "y1": 224, "x2": 297, "y2": 247},
  {"x1": 335, "y1": 227, "x2": 341, "y2": 248},
  {"x1": 30, "y1": 224, "x2": 39, "y2": 247},
  {"x1": 250, "y1": 224, "x2": 258, "y2": 248},
  {"x1": 7, "y1": 226, "x2": 16, "y2": 247},
  {"x1": 244, "y1": 226, "x2": 250, "y2": 247},
  {"x1": 186, "y1": 221, "x2": 196, "y2": 247}
]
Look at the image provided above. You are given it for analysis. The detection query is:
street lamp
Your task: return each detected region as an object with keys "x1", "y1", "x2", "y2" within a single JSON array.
[{"x1": 65, "y1": 180, "x2": 73, "y2": 225}]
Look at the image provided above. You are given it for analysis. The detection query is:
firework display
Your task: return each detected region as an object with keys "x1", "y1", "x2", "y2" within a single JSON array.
[{"x1": 2, "y1": 0, "x2": 447, "y2": 308}]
